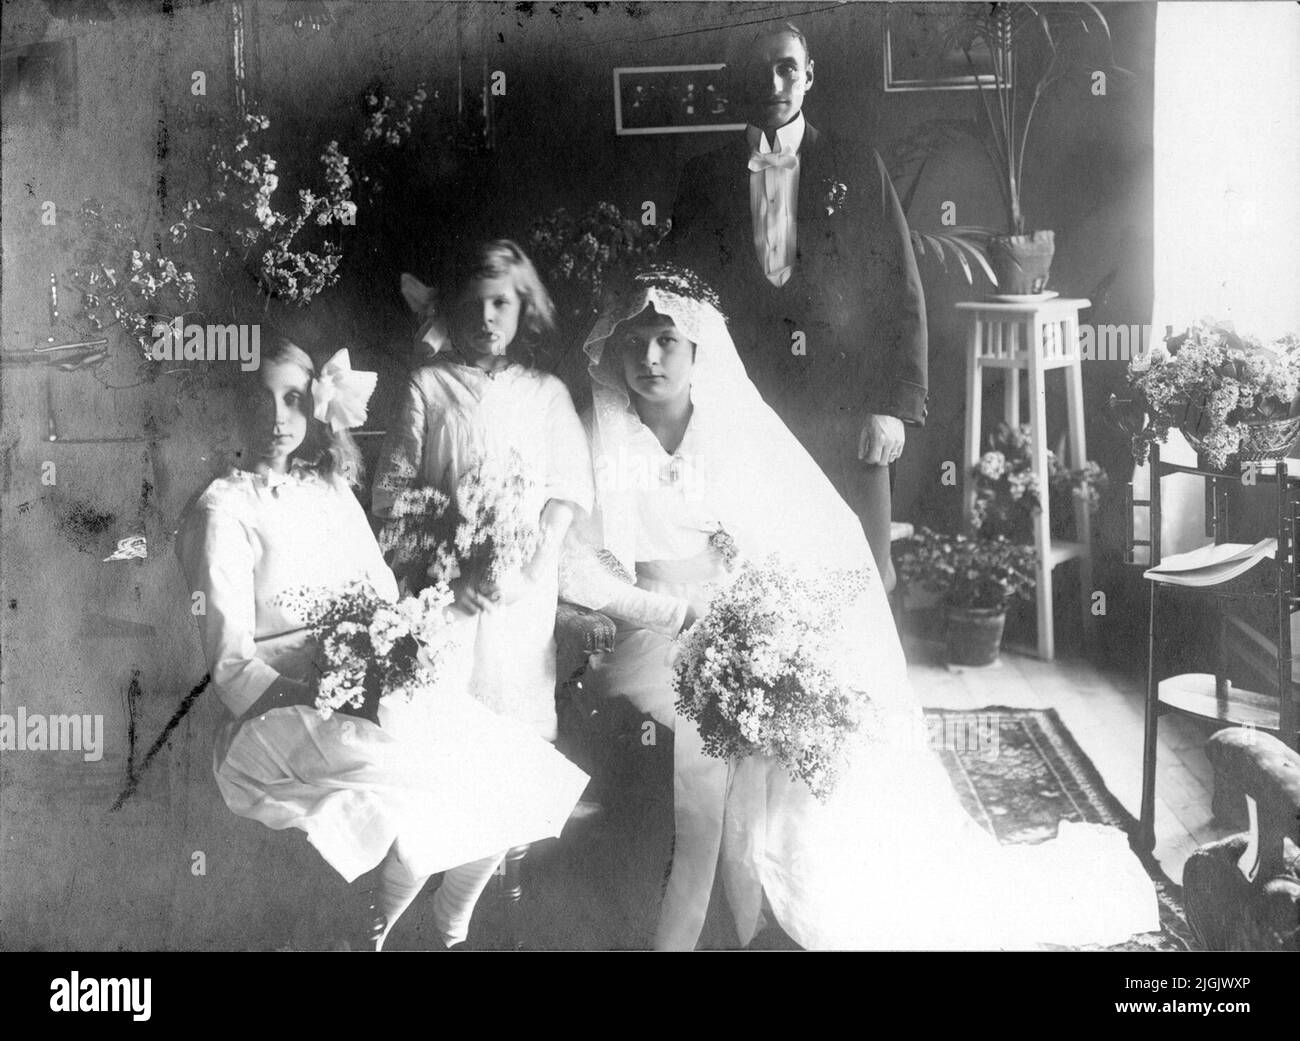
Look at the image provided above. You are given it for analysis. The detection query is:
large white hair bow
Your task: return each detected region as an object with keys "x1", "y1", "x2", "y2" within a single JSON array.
[{"x1": 311, "y1": 349, "x2": 378, "y2": 433}]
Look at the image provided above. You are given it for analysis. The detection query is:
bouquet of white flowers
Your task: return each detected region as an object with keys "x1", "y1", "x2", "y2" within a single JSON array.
[
  {"x1": 672, "y1": 556, "x2": 876, "y2": 801},
  {"x1": 277, "y1": 579, "x2": 461, "y2": 723},
  {"x1": 378, "y1": 450, "x2": 541, "y2": 592}
]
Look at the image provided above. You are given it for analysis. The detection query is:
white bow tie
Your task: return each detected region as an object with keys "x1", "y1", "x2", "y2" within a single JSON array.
[{"x1": 747, "y1": 146, "x2": 798, "y2": 173}]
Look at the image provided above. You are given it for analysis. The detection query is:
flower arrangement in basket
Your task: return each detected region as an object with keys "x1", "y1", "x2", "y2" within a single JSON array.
[
  {"x1": 377, "y1": 450, "x2": 541, "y2": 594},
  {"x1": 672, "y1": 556, "x2": 879, "y2": 801},
  {"x1": 971, "y1": 423, "x2": 1108, "y2": 543},
  {"x1": 1126, "y1": 320, "x2": 1300, "y2": 470},
  {"x1": 277, "y1": 580, "x2": 462, "y2": 724}
]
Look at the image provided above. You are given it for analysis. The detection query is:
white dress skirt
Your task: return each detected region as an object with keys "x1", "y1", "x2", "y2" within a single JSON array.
[
  {"x1": 580, "y1": 422, "x2": 1160, "y2": 950},
  {"x1": 177, "y1": 466, "x2": 589, "y2": 884}
]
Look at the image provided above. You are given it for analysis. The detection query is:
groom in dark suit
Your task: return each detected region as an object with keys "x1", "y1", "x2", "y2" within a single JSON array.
[{"x1": 670, "y1": 23, "x2": 927, "y2": 590}]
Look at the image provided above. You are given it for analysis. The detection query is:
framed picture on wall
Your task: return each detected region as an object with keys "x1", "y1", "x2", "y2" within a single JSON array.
[
  {"x1": 613, "y1": 64, "x2": 744, "y2": 135},
  {"x1": 883, "y1": 4, "x2": 1009, "y2": 92}
]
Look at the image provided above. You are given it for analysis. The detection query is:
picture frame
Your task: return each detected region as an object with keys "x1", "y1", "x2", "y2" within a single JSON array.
[
  {"x1": 613, "y1": 64, "x2": 744, "y2": 136},
  {"x1": 883, "y1": 4, "x2": 1009, "y2": 93}
]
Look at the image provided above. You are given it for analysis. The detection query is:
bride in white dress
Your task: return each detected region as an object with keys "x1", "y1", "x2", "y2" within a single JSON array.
[
  {"x1": 176, "y1": 341, "x2": 588, "y2": 950},
  {"x1": 560, "y1": 267, "x2": 1161, "y2": 950}
]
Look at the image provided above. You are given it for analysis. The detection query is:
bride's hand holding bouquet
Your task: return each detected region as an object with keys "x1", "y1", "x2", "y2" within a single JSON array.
[{"x1": 672, "y1": 553, "x2": 880, "y2": 801}]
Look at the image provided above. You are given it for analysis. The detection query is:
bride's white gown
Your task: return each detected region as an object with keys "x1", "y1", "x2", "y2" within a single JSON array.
[{"x1": 563, "y1": 276, "x2": 1161, "y2": 950}]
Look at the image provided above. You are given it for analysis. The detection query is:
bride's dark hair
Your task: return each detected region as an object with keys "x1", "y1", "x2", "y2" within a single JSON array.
[{"x1": 250, "y1": 339, "x2": 364, "y2": 487}]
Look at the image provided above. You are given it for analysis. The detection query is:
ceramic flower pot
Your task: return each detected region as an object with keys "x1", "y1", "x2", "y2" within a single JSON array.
[
  {"x1": 945, "y1": 605, "x2": 1008, "y2": 667},
  {"x1": 989, "y1": 231, "x2": 1056, "y2": 295}
]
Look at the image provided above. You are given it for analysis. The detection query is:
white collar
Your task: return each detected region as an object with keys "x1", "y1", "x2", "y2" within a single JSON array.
[
  {"x1": 239, "y1": 460, "x2": 318, "y2": 494},
  {"x1": 746, "y1": 112, "x2": 806, "y2": 155}
]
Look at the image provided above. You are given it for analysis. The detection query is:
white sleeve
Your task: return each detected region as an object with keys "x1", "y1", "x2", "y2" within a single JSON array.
[
  {"x1": 543, "y1": 378, "x2": 595, "y2": 514},
  {"x1": 371, "y1": 375, "x2": 428, "y2": 520},
  {"x1": 334, "y1": 477, "x2": 400, "y2": 601},
  {"x1": 558, "y1": 527, "x2": 687, "y2": 638},
  {"x1": 175, "y1": 503, "x2": 279, "y2": 718}
]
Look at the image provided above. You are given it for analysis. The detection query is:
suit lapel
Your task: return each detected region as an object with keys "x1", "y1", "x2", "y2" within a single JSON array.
[{"x1": 797, "y1": 121, "x2": 834, "y2": 221}]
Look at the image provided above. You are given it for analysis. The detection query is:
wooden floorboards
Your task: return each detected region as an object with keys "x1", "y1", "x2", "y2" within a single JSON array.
[{"x1": 903, "y1": 636, "x2": 1237, "y2": 885}]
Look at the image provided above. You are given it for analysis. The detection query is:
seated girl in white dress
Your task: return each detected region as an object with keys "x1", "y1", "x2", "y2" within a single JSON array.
[
  {"x1": 560, "y1": 267, "x2": 1161, "y2": 950},
  {"x1": 175, "y1": 340, "x2": 589, "y2": 950},
  {"x1": 371, "y1": 240, "x2": 594, "y2": 741}
]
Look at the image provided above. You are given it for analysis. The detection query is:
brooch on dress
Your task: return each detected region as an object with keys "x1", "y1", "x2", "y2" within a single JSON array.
[{"x1": 708, "y1": 525, "x2": 739, "y2": 573}]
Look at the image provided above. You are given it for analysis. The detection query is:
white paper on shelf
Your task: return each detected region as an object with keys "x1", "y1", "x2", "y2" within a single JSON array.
[{"x1": 1143, "y1": 538, "x2": 1277, "y2": 587}]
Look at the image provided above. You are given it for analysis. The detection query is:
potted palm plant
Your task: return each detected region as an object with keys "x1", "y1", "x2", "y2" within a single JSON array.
[
  {"x1": 943, "y1": 2, "x2": 1128, "y2": 294},
  {"x1": 890, "y1": 121, "x2": 1000, "y2": 287},
  {"x1": 896, "y1": 527, "x2": 1038, "y2": 666}
]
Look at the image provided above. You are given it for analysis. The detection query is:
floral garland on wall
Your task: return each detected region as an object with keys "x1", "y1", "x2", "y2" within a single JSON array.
[{"x1": 63, "y1": 85, "x2": 430, "y2": 390}]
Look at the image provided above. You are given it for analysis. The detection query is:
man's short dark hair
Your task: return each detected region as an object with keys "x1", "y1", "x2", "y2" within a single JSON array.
[{"x1": 765, "y1": 21, "x2": 811, "y2": 64}]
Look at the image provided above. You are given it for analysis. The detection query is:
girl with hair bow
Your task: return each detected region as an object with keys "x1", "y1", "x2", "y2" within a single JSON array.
[{"x1": 176, "y1": 339, "x2": 588, "y2": 950}]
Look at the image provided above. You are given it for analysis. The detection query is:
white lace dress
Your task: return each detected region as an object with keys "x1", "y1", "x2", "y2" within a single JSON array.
[
  {"x1": 372, "y1": 358, "x2": 594, "y2": 740},
  {"x1": 176, "y1": 465, "x2": 589, "y2": 883}
]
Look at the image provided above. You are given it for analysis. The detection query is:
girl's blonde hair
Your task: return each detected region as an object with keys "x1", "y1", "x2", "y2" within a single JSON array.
[
  {"x1": 254, "y1": 339, "x2": 364, "y2": 487},
  {"x1": 448, "y1": 239, "x2": 556, "y2": 366}
]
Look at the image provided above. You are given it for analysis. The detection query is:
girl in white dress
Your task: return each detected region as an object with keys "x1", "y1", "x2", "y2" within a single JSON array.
[
  {"x1": 561, "y1": 267, "x2": 1162, "y2": 950},
  {"x1": 372, "y1": 241, "x2": 594, "y2": 741},
  {"x1": 176, "y1": 340, "x2": 589, "y2": 950}
]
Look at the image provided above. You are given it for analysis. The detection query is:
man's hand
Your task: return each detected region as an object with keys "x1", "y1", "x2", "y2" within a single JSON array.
[{"x1": 858, "y1": 413, "x2": 905, "y2": 466}]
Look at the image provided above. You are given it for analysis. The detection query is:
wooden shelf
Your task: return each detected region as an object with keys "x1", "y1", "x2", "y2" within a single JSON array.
[
  {"x1": 1156, "y1": 672, "x2": 1283, "y2": 732},
  {"x1": 1047, "y1": 538, "x2": 1087, "y2": 569},
  {"x1": 1155, "y1": 457, "x2": 1300, "y2": 484}
]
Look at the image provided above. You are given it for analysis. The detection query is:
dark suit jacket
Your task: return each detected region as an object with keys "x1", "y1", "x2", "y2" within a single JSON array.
[{"x1": 669, "y1": 121, "x2": 929, "y2": 452}]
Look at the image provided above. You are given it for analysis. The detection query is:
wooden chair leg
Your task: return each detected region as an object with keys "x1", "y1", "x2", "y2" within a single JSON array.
[
  {"x1": 1139, "y1": 584, "x2": 1161, "y2": 853},
  {"x1": 502, "y1": 844, "x2": 529, "y2": 951}
]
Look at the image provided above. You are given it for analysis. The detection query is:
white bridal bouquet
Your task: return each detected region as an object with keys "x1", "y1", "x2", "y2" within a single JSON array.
[
  {"x1": 673, "y1": 556, "x2": 877, "y2": 801},
  {"x1": 278, "y1": 579, "x2": 462, "y2": 723},
  {"x1": 378, "y1": 450, "x2": 541, "y2": 593}
]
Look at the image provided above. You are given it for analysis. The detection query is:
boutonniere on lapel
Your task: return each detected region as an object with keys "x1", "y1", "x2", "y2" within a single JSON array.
[{"x1": 820, "y1": 178, "x2": 849, "y2": 217}]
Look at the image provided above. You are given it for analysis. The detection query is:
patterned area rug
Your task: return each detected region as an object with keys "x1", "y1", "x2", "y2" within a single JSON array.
[{"x1": 928, "y1": 706, "x2": 1193, "y2": 952}]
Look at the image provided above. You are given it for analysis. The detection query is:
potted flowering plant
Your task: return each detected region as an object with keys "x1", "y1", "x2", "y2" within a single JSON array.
[
  {"x1": 895, "y1": 528, "x2": 1037, "y2": 666},
  {"x1": 972, "y1": 422, "x2": 1108, "y2": 542},
  {"x1": 1125, "y1": 320, "x2": 1300, "y2": 470},
  {"x1": 940, "y1": 2, "x2": 1128, "y2": 293}
]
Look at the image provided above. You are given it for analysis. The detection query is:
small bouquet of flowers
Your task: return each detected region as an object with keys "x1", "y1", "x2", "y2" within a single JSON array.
[
  {"x1": 278, "y1": 580, "x2": 461, "y2": 723},
  {"x1": 673, "y1": 556, "x2": 876, "y2": 801},
  {"x1": 378, "y1": 451, "x2": 541, "y2": 594},
  {"x1": 1127, "y1": 320, "x2": 1300, "y2": 469}
]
